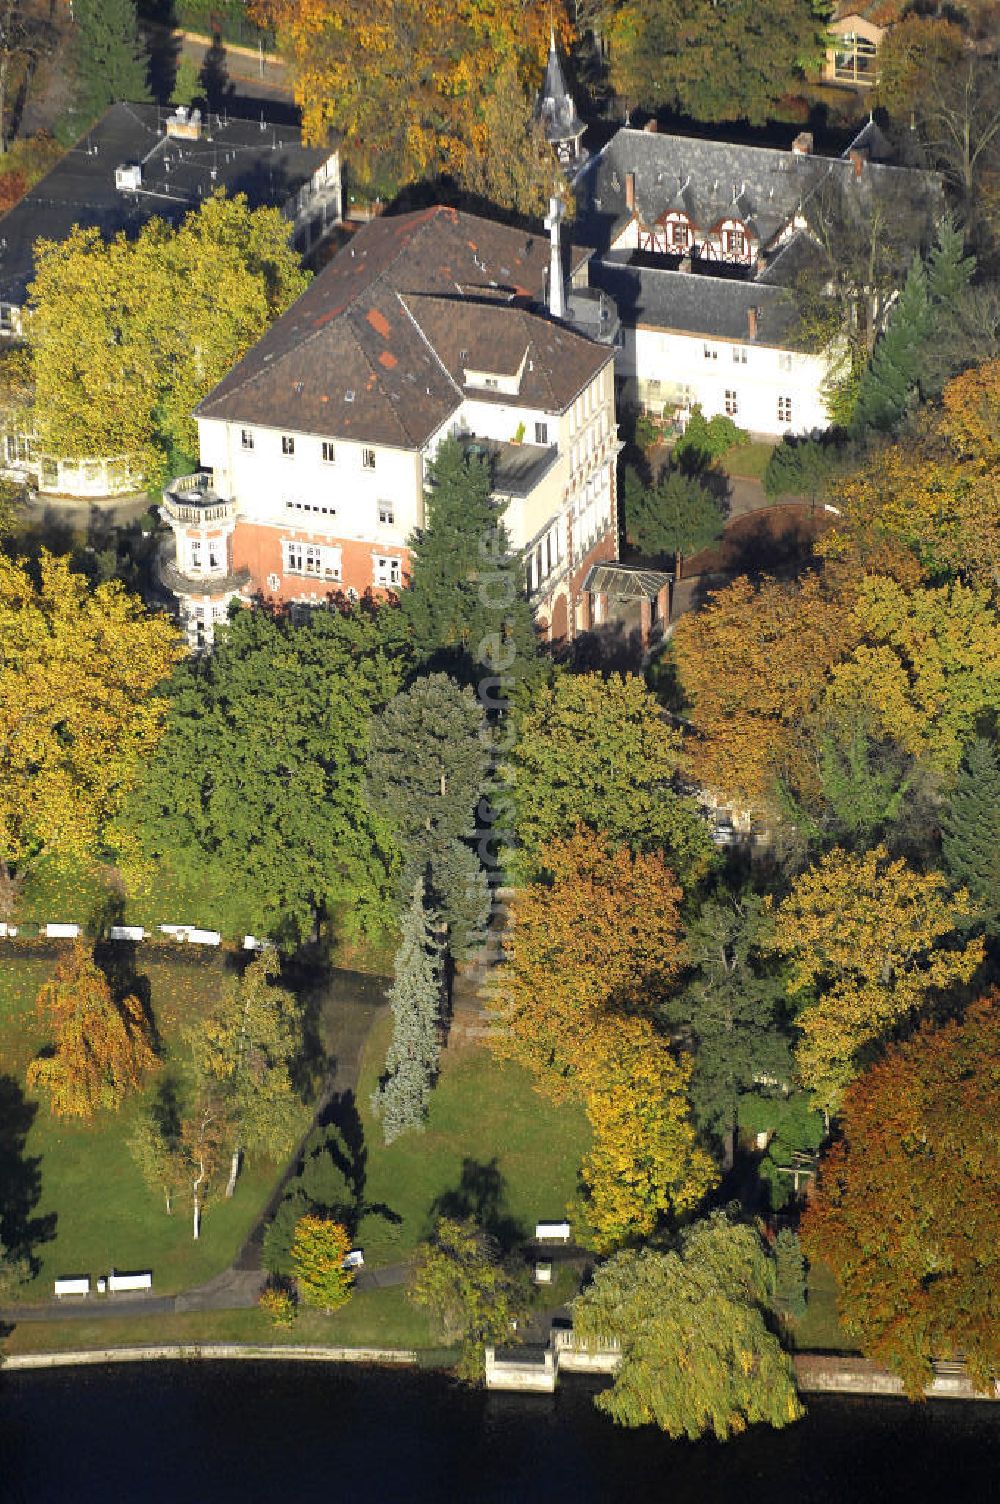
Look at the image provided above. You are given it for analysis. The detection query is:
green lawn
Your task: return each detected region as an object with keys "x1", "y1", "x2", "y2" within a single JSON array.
[
  {"x1": 723, "y1": 440, "x2": 775, "y2": 482},
  {"x1": 3, "y1": 1286, "x2": 438, "y2": 1356},
  {"x1": 0, "y1": 949, "x2": 314, "y2": 1300},
  {"x1": 787, "y1": 1258, "x2": 856, "y2": 1354},
  {"x1": 354, "y1": 1014, "x2": 592, "y2": 1266}
]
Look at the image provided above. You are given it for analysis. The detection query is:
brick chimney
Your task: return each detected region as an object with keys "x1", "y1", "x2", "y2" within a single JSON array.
[
  {"x1": 849, "y1": 146, "x2": 868, "y2": 178},
  {"x1": 625, "y1": 172, "x2": 636, "y2": 213},
  {"x1": 747, "y1": 305, "x2": 759, "y2": 341},
  {"x1": 791, "y1": 131, "x2": 813, "y2": 156}
]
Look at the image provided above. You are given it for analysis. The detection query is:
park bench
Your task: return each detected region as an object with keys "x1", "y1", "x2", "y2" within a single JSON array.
[
  {"x1": 53, "y1": 1276, "x2": 90, "y2": 1298},
  {"x1": 107, "y1": 1270, "x2": 153, "y2": 1293},
  {"x1": 535, "y1": 1221, "x2": 571, "y2": 1243},
  {"x1": 342, "y1": 1250, "x2": 365, "y2": 1270}
]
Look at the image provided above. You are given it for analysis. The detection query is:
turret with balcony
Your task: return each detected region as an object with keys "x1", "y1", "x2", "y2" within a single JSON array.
[{"x1": 159, "y1": 471, "x2": 247, "y2": 649}]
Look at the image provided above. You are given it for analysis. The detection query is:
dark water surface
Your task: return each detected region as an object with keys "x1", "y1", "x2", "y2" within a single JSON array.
[{"x1": 2, "y1": 1362, "x2": 997, "y2": 1503}]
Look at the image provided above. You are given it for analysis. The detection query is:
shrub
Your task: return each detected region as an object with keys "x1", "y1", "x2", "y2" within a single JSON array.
[
  {"x1": 674, "y1": 405, "x2": 748, "y2": 468},
  {"x1": 259, "y1": 1280, "x2": 297, "y2": 1328}
]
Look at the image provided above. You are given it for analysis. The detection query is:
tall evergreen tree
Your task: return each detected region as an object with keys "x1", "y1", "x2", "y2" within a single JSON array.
[
  {"x1": 372, "y1": 879, "x2": 444, "y2": 1142},
  {"x1": 72, "y1": 0, "x2": 151, "y2": 119},
  {"x1": 851, "y1": 219, "x2": 974, "y2": 435},
  {"x1": 941, "y1": 737, "x2": 1000, "y2": 928},
  {"x1": 623, "y1": 464, "x2": 724, "y2": 566},
  {"x1": 404, "y1": 438, "x2": 539, "y2": 684},
  {"x1": 367, "y1": 672, "x2": 491, "y2": 958}
]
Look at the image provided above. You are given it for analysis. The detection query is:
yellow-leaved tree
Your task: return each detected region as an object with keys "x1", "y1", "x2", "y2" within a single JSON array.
[
  {"x1": 0, "y1": 551, "x2": 183, "y2": 912},
  {"x1": 490, "y1": 828, "x2": 715, "y2": 1247},
  {"x1": 829, "y1": 576, "x2": 1000, "y2": 776},
  {"x1": 26, "y1": 942, "x2": 158, "y2": 1119},
  {"x1": 252, "y1": 0, "x2": 568, "y2": 184},
  {"x1": 771, "y1": 845, "x2": 983, "y2": 1112},
  {"x1": 28, "y1": 194, "x2": 308, "y2": 484}
]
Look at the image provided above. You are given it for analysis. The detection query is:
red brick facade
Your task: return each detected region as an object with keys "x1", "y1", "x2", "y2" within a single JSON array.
[{"x1": 230, "y1": 519, "x2": 409, "y2": 605}]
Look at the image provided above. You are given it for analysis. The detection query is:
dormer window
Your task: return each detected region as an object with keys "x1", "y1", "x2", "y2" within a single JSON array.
[
  {"x1": 723, "y1": 225, "x2": 748, "y2": 258},
  {"x1": 484, "y1": 377, "x2": 499, "y2": 390},
  {"x1": 668, "y1": 218, "x2": 691, "y2": 249}
]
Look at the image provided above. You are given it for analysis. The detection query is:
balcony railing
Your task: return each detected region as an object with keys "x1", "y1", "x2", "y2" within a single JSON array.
[
  {"x1": 157, "y1": 537, "x2": 250, "y2": 598},
  {"x1": 162, "y1": 472, "x2": 235, "y2": 526}
]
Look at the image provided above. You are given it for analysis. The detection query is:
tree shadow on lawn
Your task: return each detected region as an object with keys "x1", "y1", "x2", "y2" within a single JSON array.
[
  {"x1": 0, "y1": 1074, "x2": 57, "y2": 1274},
  {"x1": 429, "y1": 1157, "x2": 525, "y2": 1254},
  {"x1": 319, "y1": 1089, "x2": 402, "y2": 1237}
]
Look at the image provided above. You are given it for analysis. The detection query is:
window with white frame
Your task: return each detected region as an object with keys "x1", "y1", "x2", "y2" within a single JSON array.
[
  {"x1": 723, "y1": 227, "x2": 747, "y2": 257},
  {"x1": 362, "y1": 447, "x2": 376, "y2": 470},
  {"x1": 778, "y1": 352, "x2": 793, "y2": 372},
  {"x1": 321, "y1": 440, "x2": 336, "y2": 463},
  {"x1": 703, "y1": 344, "x2": 717, "y2": 360},
  {"x1": 5, "y1": 433, "x2": 29, "y2": 464},
  {"x1": 778, "y1": 396, "x2": 793, "y2": 425},
  {"x1": 283, "y1": 540, "x2": 342, "y2": 580},
  {"x1": 188, "y1": 539, "x2": 202, "y2": 571},
  {"x1": 378, "y1": 502, "x2": 395, "y2": 525},
  {"x1": 373, "y1": 554, "x2": 401, "y2": 587},
  {"x1": 281, "y1": 434, "x2": 295, "y2": 456},
  {"x1": 535, "y1": 421, "x2": 548, "y2": 444},
  {"x1": 668, "y1": 218, "x2": 690, "y2": 248},
  {"x1": 724, "y1": 390, "x2": 739, "y2": 416},
  {"x1": 241, "y1": 429, "x2": 254, "y2": 450},
  {"x1": 732, "y1": 346, "x2": 747, "y2": 365}
]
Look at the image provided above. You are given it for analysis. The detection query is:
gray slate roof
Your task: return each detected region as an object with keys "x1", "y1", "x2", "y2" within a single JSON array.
[
  {"x1": 574, "y1": 125, "x2": 941, "y2": 262},
  {"x1": 0, "y1": 102, "x2": 333, "y2": 305},
  {"x1": 592, "y1": 253, "x2": 801, "y2": 346},
  {"x1": 535, "y1": 38, "x2": 585, "y2": 147}
]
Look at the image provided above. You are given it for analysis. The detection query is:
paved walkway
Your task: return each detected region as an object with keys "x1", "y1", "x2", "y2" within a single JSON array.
[{"x1": 2, "y1": 968, "x2": 394, "y2": 1329}]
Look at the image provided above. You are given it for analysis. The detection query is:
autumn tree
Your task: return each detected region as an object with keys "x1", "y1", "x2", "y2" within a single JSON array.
[
  {"x1": 26, "y1": 943, "x2": 157, "y2": 1120},
  {"x1": 458, "y1": 56, "x2": 570, "y2": 218},
  {"x1": 490, "y1": 829, "x2": 714, "y2": 1245},
  {"x1": 409, "y1": 1215, "x2": 530, "y2": 1382},
  {"x1": 0, "y1": 551, "x2": 182, "y2": 914},
  {"x1": 670, "y1": 573, "x2": 853, "y2": 805},
  {"x1": 290, "y1": 1214, "x2": 354, "y2": 1311},
  {"x1": 253, "y1": 0, "x2": 566, "y2": 186},
  {"x1": 504, "y1": 670, "x2": 713, "y2": 887},
  {"x1": 573, "y1": 1213, "x2": 802, "y2": 1438},
  {"x1": 771, "y1": 845, "x2": 982, "y2": 1110},
  {"x1": 186, "y1": 952, "x2": 305, "y2": 1198},
  {"x1": 367, "y1": 672, "x2": 490, "y2": 958},
  {"x1": 492, "y1": 829, "x2": 686, "y2": 1089},
  {"x1": 126, "y1": 600, "x2": 407, "y2": 946},
  {"x1": 829, "y1": 577, "x2": 1000, "y2": 778},
  {"x1": 802, "y1": 994, "x2": 1000, "y2": 1398},
  {"x1": 371, "y1": 879, "x2": 444, "y2": 1143},
  {"x1": 605, "y1": 0, "x2": 827, "y2": 125},
  {"x1": 875, "y1": 17, "x2": 1000, "y2": 219},
  {"x1": 622, "y1": 464, "x2": 725, "y2": 570},
  {"x1": 28, "y1": 193, "x2": 307, "y2": 484}
]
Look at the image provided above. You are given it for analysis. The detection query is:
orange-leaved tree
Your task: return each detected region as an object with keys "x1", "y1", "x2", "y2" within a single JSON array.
[
  {"x1": 490, "y1": 828, "x2": 714, "y2": 1245},
  {"x1": 490, "y1": 828, "x2": 687, "y2": 1095},
  {"x1": 670, "y1": 573, "x2": 854, "y2": 805},
  {"x1": 252, "y1": 0, "x2": 568, "y2": 182},
  {"x1": 771, "y1": 845, "x2": 982, "y2": 1111},
  {"x1": 801, "y1": 993, "x2": 1000, "y2": 1398},
  {"x1": 26, "y1": 942, "x2": 158, "y2": 1120},
  {"x1": 290, "y1": 1214, "x2": 354, "y2": 1311}
]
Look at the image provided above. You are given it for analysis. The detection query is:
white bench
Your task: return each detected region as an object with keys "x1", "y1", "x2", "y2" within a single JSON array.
[
  {"x1": 535, "y1": 1221, "x2": 571, "y2": 1244},
  {"x1": 54, "y1": 1276, "x2": 90, "y2": 1298},
  {"x1": 107, "y1": 1269, "x2": 153, "y2": 1293},
  {"x1": 188, "y1": 929, "x2": 221, "y2": 947},
  {"x1": 46, "y1": 923, "x2": 81, "y2": 939},
  {"x1": 109, "y1": 925, "x2": 146, "y2": 942}
]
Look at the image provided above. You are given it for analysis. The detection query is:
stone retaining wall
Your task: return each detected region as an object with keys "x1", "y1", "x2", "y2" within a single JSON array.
[
  {"x1": 794, "y1": 1354, "x2": 999, "y2": 1401},
  {"x1": 5, "y1": 1344, "x2": 418, "y2": 1371}
]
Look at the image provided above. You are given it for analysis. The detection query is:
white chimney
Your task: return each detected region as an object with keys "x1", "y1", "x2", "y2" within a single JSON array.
[{"x1": 544, "y1": 195, "x2": 566, "y2": 321}]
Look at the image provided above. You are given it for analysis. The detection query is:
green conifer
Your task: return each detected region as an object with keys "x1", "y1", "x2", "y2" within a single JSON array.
[
  {"x1": 73, "y1": 0, "x2": 151, "y2": 121},
  {"x1": 941, "y1": 737, "x2": 1000, "y2": 928},
  {"x1": 372, "y1": 879, "x2": 443, "y2": 1142}
]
